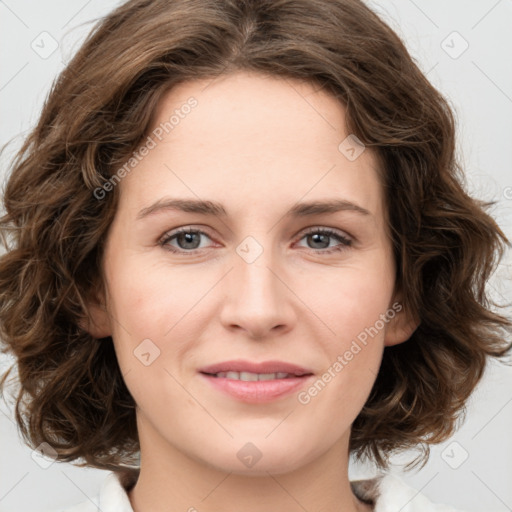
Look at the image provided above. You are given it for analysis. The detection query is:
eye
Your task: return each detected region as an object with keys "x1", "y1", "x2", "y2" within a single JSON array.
[
  {"x1": 295, "y1": 227, "x2": 352, "y2": 254},
  {"x1": 159, "y1": 226, "x2": 352, "y2": 255},
  {"x1": 159, "y1": 227, "x2": 214, "y2": 253}
]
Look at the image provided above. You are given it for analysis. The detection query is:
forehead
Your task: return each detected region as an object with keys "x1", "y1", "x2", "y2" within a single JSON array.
[
  {"x1": 117, "y1": 71, "x2": 386, "y2": 226},
  {"x1": 152, "y1": 71, "x2": 358, "y2": 158}
]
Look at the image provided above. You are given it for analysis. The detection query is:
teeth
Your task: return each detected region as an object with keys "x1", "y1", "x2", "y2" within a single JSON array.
[
  {"x1": 213, "y1": 371, "x2": 294, "y2": 380},
  {"x1": 240, "y1": 371, "x2": 259, "y2": 381}
]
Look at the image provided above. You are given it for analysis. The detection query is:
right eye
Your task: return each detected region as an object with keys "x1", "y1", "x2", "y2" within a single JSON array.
[{"x1": 159, "y1": 227, "x2": 215, "y2": 253}]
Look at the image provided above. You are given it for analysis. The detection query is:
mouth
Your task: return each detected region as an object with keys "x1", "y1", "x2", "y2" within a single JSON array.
[
  {"x1": 198, "y1": 359, "x2": 314, "y2": 377},
  {"x1": 200, "y1": 370, "x2": 311, "y2": 380},
  {"x1": 198, "y1": 360, "x2": 314, "y2": 403}
]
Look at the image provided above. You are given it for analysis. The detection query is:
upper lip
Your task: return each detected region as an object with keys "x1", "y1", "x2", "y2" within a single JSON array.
[{"x1": 199, "y1": 359, "x2": 313, "y2": 376}]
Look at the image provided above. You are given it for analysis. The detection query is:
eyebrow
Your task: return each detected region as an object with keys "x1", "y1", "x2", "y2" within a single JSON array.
[{"x1": 136, "y1": 198, "x2": 371, "y2": 220}]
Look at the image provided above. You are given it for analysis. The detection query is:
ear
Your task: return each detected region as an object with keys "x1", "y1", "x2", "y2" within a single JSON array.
[
  {"x1": 383, "y1": 293, "x2": 420, "y2": 347},
  {"x1": 79, "y1": 284, "x2": 112, "y2": 339}
]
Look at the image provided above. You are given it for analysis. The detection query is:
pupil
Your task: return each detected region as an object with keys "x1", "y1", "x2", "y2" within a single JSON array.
[
  {"x1": 178, "y1": 232, "x2": 200, "y2": 249},
  {"x1": 310, "y1": 233, "x2": 329, "y2": 249}
]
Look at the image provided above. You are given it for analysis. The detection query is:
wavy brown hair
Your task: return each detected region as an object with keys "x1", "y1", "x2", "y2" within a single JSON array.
[{"x1": 1, "y1": 0, "x2": 511, "y2": 472}]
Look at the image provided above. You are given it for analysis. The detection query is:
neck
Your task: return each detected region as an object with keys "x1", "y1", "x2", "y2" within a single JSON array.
[{"x1": 127, "y1": 422, "x2": 372, "y2": 512}]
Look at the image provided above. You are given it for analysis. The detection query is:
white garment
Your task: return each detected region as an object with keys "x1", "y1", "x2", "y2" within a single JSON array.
[{"x1": 56, "y1": 469, "x2": 465, "y2": 512}]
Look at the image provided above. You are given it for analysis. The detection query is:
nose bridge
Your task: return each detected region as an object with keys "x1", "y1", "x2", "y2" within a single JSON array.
[
  {"x1": 219, "y1": 234, "x2": 294, "y2": 337},
  {"x1": 238, "y1": 250, "x2": 278, "y2": 303}
]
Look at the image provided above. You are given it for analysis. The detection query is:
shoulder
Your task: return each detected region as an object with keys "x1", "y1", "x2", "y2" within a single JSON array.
[
  {"x1": 48, "y1": 470, "x2": 136, "y2": 512},
  {"x1": 351, "y1": 472, "x2": 466, "y2": 511}
]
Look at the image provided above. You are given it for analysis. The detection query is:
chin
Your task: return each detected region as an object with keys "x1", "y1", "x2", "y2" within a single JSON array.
[{"x1": 196, "y1": 437, "x2": 317, "y2": 476}]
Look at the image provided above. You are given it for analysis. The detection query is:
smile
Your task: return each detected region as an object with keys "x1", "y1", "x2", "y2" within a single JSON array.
[{"x1": 204, "y1": 371, "x2": 299, "y2": 380}]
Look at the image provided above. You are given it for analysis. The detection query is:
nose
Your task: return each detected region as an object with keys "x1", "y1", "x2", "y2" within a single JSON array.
[{"x1": 219, "y1": 245, "x2": 296, "y2": 340}]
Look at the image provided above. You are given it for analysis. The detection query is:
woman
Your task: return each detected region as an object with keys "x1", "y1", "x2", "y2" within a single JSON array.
[{"x1": 1, "y1": 1, "x2": 510, "y2": 510}]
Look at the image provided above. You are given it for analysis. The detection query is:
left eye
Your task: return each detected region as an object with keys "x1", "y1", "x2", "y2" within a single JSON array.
[
  {"x1": 296, "y1": 228, "x2": 352, "y2": 253},
  {"x1": 159, "y1": 227, "x2": 352, "y2": 254}
]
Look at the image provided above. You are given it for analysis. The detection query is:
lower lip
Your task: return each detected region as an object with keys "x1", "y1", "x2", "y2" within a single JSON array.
[{"x1": 199, "y1": 373, "x2": 313, "y2": 403}]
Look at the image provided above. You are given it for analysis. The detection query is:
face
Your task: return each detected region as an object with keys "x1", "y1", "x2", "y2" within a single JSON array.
[{"x1": 88, "y1": 70, "x2": 417, "y2": 476}]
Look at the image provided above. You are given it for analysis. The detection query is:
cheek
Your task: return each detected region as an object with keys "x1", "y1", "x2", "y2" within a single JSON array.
[
  {"x1": 106, "y1": 257, "x2": 197, "y2": 332},
  {"x1": 299, "y1": 285, "x2": 387, "y2": 426},
  {"x1": 300, "y1": 258, "x2": 393, "y2": 403},
  {"x1": 308, "y1": 261, "x2": 394, "y2": 342},
  {"x1": 104, "y1": 256, "x2": 207, "y2": 383},
  {"x1": 103, "y1": 265, "x2": 184, "y2": 412}
]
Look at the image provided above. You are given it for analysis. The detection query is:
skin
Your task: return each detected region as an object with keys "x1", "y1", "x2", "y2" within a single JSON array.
[{"x1": 86, "y1": 70, "x2": 418, "y2": 512}]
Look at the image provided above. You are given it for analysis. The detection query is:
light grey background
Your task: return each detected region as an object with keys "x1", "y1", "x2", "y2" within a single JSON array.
[{"x1": 1, "y1": 1, "x2": 511, "y2": 511}]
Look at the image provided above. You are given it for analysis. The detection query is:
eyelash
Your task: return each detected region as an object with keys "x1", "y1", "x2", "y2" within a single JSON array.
[{"x1": 158, "y1": 226, "x2": 352, "y2": 255}]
